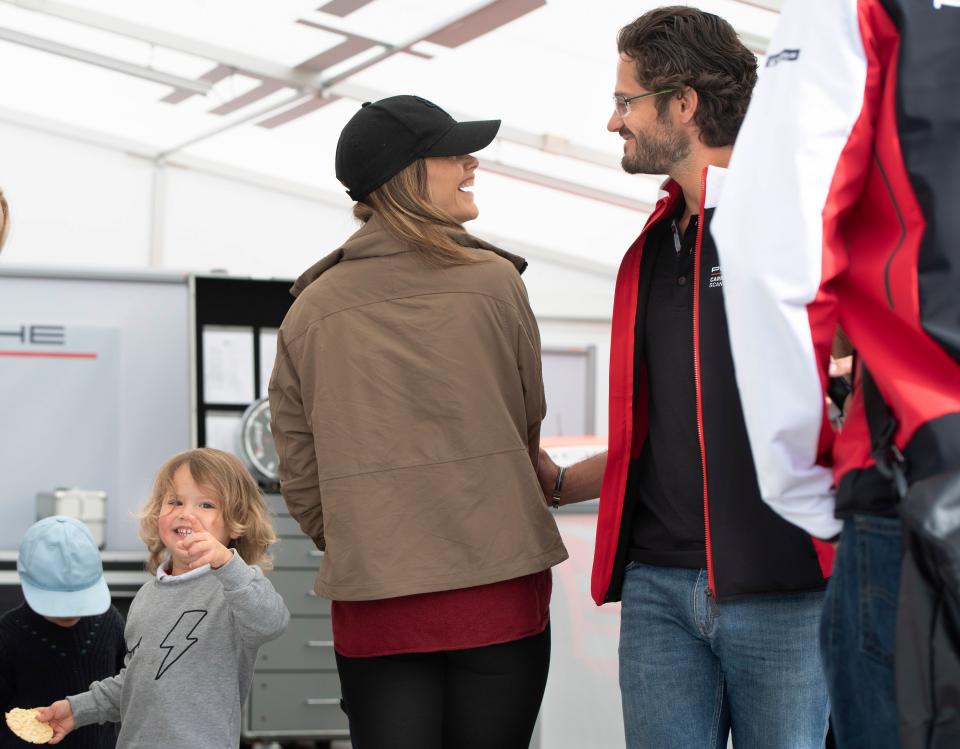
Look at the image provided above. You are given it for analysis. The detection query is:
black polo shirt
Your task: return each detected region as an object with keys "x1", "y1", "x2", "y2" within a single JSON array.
[{"x1": 629, "y1": 209, "x2": 707, "y2": 569}]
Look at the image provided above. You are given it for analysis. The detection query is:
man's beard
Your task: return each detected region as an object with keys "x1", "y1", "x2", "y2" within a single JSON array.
[{"x1": 620, "y1": 120, "x2": 690, "y2": 175}]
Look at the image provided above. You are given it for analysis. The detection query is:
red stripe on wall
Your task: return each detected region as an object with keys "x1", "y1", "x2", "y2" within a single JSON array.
[{"x1": 0, "y1": 351, "x2": 97, "y2": 359}]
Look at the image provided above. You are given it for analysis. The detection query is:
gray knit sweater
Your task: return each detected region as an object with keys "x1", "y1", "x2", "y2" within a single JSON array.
[{"x1": 68, "y1": 551, "x2": 290, "y2": 748}]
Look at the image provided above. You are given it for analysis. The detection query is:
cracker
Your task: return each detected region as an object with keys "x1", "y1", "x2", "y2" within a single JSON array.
[{"x1": 4, "y1": 708, "x2": 54, "y2": 744}]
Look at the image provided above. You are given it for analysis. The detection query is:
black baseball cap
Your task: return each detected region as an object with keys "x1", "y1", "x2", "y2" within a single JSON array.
[{"x1": 335, "y1": 95, "x2": 501, "y2": 201}]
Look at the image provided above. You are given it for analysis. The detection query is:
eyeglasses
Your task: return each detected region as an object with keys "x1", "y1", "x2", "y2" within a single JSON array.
[{"x1": 613, "y1": 89, "x2": 676, "y2": 117}]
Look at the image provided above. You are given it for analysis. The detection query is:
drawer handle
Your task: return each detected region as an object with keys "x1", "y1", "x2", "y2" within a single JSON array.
[
  {"x1": 309, "y1": 550, "x2": 323, "y2": 558},
  {"x1": 306, "y1": 590, "x2": 319, "y2": 597},
  {"x1": 306, "y1": 698, "x2": 340, "y2": 706},
  {"x1": 307, "y1": 640, "x2": 334, "y2": 648}
]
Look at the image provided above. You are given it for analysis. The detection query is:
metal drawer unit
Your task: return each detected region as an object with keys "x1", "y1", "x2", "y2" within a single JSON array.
[{"x1": 243, "y1": 494, "x2": 348, "y2": 741}]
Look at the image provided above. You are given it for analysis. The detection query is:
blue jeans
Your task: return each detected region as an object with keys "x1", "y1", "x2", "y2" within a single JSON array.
[
  {"x1": 820, "y1": 515, "x2": 902, "y2": 749},
  {"x1": 619, "y1": 562, "x2": 829, "y2": 748}
]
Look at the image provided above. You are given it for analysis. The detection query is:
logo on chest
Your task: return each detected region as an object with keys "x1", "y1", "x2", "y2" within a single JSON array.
[
  {"x1": 156, "y1": 609, "x2": 208, "y2": 680},
  {"x1": 709, "y1": 266, "x2": 723, "y2": 289}
]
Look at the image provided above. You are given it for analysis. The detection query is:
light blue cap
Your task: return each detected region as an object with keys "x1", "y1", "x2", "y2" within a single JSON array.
[{"x1": 17, "y1": 516, "x2": 110, "y2": 617}]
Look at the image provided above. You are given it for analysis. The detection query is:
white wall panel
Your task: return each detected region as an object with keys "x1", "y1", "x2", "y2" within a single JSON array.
[
  {"x1": 540, "y1": 318, "x2": 611, "y2": 438},
  {"x1": 0, "y1": 120, "x2": 153, "y2": 268},
  {"x1": 161, "y1": 166, "x2": 358, "y2": 279}
]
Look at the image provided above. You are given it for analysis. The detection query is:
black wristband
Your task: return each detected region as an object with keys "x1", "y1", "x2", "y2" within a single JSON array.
[{"x1": 551, "y1": 465, "x2": 566, "y2": 509}]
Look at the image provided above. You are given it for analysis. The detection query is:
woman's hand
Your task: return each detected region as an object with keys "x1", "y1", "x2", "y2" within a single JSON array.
[
  {"x1": 35, "y1": 700, "x2": 74, "y2": 744},
  {"x1": 537, "y1": 448, "x2": 559, "y2": 506},
  {"x1": 176, "y1": 517, "x2": 233, "y2": 570}
]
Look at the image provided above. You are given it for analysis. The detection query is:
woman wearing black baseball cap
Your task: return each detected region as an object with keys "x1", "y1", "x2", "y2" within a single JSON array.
[{"x1": 269, "y1": 95, "x2": 567, "y2": 749}]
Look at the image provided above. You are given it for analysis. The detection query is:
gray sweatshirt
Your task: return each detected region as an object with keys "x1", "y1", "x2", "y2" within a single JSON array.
[{"x1": 68, "y1": 551, "x2": 290, "y2": 748}]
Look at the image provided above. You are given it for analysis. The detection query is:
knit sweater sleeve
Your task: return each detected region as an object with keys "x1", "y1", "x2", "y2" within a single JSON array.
[
  {"x1": 213, "y1": 550, "x2": 290, "y2": 646},
  {"x1": 66, "y1": 605, "x2": 131, "y2": 727},
  {"x1": 67, "y1": 667, "x2": 124, "y2": 727}
]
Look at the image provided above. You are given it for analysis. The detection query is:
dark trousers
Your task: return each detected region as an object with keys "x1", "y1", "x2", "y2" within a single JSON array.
[{"x1": 335, "y1": 624, "x2": 550, "y2": 749}]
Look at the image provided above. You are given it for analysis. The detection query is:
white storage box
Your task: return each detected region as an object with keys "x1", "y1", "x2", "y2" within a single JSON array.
[{"x1": 36, "y1": 489, "x2": 107, "y2": 548}]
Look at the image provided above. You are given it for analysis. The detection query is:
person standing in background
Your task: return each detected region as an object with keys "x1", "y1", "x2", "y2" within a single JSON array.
[
  {"x1": 0, "y1": 517, "x2": 125, "y2": 749},
  {"x1": 537, "y1": 7, "x2": 831, "y2": 748},
  {"x1": 269, "y1": 95, "x2": 567, "y2": 749},
  {"x1": 712, "y1": 1, "x2": 960, "y2": 746}
]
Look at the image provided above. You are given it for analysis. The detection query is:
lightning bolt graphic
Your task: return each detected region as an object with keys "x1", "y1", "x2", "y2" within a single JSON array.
[{"x1": 155, "y1": 609, "x2": 207, "y2": 680}]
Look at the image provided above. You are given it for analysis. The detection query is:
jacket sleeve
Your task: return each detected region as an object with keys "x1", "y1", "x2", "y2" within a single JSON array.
[
  {"x1": 214, "y1": 550, "x2": 291, "y2": 646},
  {"x1": 514, "y1": 277, "x2": 546, "y2": 470},
  {"x1": 269, "y1": 332, "x2": 325, "y2": 551},
  {"x1": 712, "y1": 0, "x2": 878, "y2": 539}
]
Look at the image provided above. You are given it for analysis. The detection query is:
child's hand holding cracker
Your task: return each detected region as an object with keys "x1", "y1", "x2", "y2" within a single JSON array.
[
  {"x1": 33, "y1": 700, "x2": 74, "y2": 744},
  {"x1": 176, "y1": 516, "x2": 233, "y2": 570}
]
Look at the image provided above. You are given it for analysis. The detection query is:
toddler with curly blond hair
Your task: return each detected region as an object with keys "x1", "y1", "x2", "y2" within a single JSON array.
[{"x1": 38, "y1": 448, "x2": 290, "y2": 748}]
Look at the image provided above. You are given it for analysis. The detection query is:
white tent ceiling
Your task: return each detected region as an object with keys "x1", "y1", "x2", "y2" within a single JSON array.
[{"x1": 0, "y1": 0, "x2": 782, "y2": 271}]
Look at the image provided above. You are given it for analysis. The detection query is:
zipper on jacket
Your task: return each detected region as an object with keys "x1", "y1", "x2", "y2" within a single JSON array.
[{"x1": 691, "y1": 167, "x2": 716, "y2": 597}]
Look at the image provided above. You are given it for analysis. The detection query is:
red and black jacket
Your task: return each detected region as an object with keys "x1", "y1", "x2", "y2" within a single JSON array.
[
  {"x1": 591, "y1": 169, "x2": 834, "y2": 605},
  {"x1": 711, "y1": 0, "x2": 960, "y2": 540}
]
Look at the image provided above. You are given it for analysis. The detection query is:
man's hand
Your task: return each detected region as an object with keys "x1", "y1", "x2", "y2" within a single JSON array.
[
  {"x1": 176, "y1": 517, "x2": 233, "y2": 570},
  {"x1": 35, "y1": 700, "x2": 75, "y2": 744},
  {"x1": 537, "y1": 448, "x2": 559, "y2": 506},
  {"x1": 829, "y1": 355, "x2": 855, "y2": 417}
]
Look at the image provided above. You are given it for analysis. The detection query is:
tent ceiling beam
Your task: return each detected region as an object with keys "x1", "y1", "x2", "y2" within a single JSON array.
[
  {"x1": 2, "y1": 0, "x2": 769, "y2": 171},
  {"x1": 0, "y1": 0, "x2": 318, "y2": 89},
  {"x1": 0, "y1": 26, "x2": 214, "y2": 94}
]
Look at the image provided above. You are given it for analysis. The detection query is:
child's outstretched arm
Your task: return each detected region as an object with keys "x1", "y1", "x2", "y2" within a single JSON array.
[
  {"x1": 214, "y1": 549, "x2": 290, "y2": 646},
  {"x1": 49, "y1": 605, "x2": 137, "y2": 735},
  {"x1": 37, "y1": 665, "x2": 126, "y2": 741},
  {"x1": 35, "y1": 700, "x2": 74, "y2": 744}
]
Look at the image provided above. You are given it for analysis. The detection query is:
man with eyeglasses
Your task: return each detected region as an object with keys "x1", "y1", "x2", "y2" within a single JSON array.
[{"x1": 538, "y1": 7, "x2": 831, "y2": 747}]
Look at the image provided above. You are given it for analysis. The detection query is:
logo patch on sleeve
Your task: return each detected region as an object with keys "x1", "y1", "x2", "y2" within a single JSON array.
[{"x1": 766, "y1": 49, "x2": 801, "y2": 67}]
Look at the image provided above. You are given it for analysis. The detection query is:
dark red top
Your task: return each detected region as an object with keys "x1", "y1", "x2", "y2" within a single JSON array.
[{"x1": 331, "y1": 570, "x2": 552, "y2": 658}]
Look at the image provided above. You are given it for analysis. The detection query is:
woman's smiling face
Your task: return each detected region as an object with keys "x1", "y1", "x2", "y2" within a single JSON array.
[{"x1": 424, "y1": 154, "x2": 480, "y2": 223}]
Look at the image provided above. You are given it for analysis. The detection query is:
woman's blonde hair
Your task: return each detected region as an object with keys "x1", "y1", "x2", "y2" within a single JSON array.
[
  {"x1": 138, "y1": 448, "x2": 277, "y2": 574},
  {"x1": 354, "y1": 159, "x2": 485, "y2": 267},
  {"x1": 0, "y1": 190, "x2": 10, "y2": 253}
]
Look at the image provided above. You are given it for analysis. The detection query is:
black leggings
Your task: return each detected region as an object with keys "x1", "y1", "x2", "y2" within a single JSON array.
[{"x1": 335, "y1": 624, "x2": 551, "y2": 749}]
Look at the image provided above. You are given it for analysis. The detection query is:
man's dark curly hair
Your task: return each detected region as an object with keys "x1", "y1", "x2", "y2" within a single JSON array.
[{"x1": 617, "y1": 6, "x2": 757, "y2": 148}]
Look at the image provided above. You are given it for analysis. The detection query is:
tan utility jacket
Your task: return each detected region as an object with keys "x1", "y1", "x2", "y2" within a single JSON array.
[{"x1": 268, "y1": 215, "x2": 568, "y2": 601}]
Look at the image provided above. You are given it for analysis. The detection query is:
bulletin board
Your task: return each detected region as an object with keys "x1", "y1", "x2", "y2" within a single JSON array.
[{"x1": 192, "y1": 276, "x2": 293, "y2": 453}]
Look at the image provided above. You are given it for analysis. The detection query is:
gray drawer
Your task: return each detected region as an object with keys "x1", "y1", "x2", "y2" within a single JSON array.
[
  {"x1": 248, "y1": 672, "x2": 348, "y2": 734},
  {"x1": 264, "y1": 494, "x2": 288, "y2": 515},
  {"x1": 271, "y1": 536, "x2": 322, "y2": 569},
  {"x1": 271, "y1": 513, "x2": 306, "y2": 537},
  {"x1": 272, "y1": 569, "x2": 331, "y2": 616},
  {"x1": 257, "y1": 616, "x2": 335, "y2": 670}
]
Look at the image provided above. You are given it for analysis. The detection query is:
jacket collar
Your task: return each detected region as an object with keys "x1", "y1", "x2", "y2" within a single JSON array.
[
  {"x1": 291, "y1": 213, "x2": 527, "y2": 298},
  {"x1": 652, "y1": 165, "x2": 728, "y2": 226}
]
